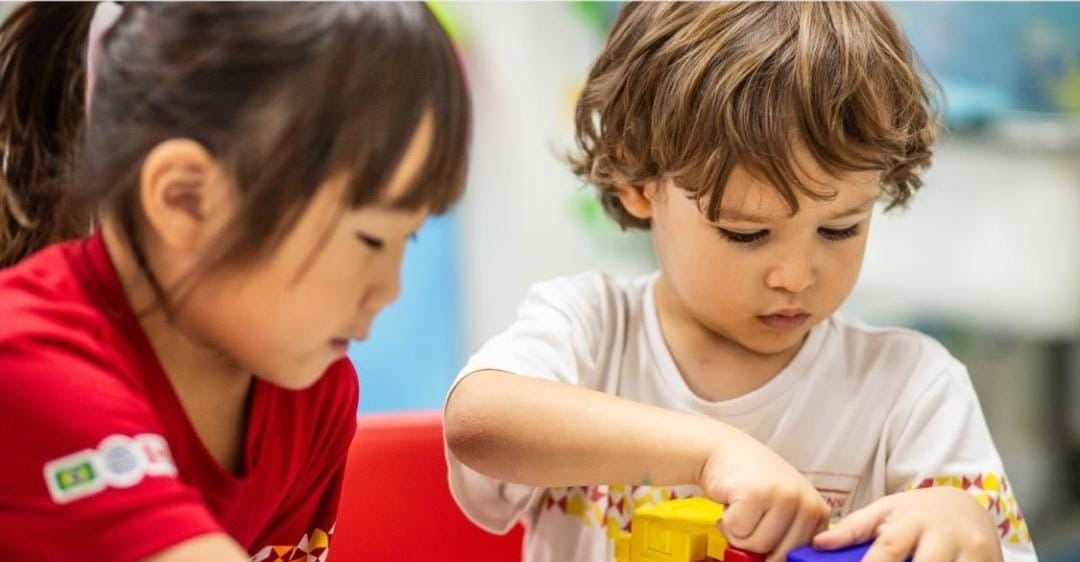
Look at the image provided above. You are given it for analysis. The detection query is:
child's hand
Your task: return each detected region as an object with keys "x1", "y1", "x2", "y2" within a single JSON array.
[
  {"x1": 812, "y1": 487, "x2": 1003, "y2": 562},
  {"x1": 699, "y1": 439, "x2": 831, "y2": 562}
]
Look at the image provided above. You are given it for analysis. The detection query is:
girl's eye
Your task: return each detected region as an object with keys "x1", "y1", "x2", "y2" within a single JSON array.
[
  {"x1": 357, "y1": 233, "x2": 385, "y2": 250},
  {"x1": 818, "y1": 224, "x2": 860, "y2": 241},
  {"x1": 717, "y1": 228, "x2": 769, "y2": 244}
]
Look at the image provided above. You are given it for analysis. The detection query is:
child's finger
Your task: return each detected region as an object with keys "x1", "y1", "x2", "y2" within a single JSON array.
[
  {"x1": 812, "y1": 500, "x2": 890, "y2": 550},
  {"x1": 735, "y1": 495, "x2": 797, "y2": 553},
  {"x1": 768, "y1": 504, "x2": 831, "y2": 562},
  {"x1": 861, "y1": 523, "x2": 920, "y2": 562},
  {"x1": 720, "y1": 495, "x2": 769, "y2": 540},
  {"x1": 958, "y1": 547, "x2": 1002, "y2": 562},
  {"x1": 911, "y1": 531, "x2": 956, "y2": 562}
]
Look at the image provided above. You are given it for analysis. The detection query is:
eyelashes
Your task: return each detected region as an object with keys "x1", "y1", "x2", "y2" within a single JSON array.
[
  {"x1": 717, "y1": 229, "x2": 769, "y2": 244},
  {"x1": 716, "y1": 224, "x2": 861, "y2": 245},
  {"x1": 818, "y1": 224, "x2": 861, "y2": 241},
  {"x1": 357, "y1": 233, "x2": 385, "y2": 250},
  {"x1": 356, "y1": 232, "x2": 419, "y2": 251}
]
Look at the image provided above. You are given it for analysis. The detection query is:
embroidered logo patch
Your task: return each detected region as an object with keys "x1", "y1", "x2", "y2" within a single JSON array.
[
  {"x1": 803, "y1": 471, "x2": 862, "y2": 520},
  {"x1": 43, "y1": 434, "x2": 178, "y2": 504}
]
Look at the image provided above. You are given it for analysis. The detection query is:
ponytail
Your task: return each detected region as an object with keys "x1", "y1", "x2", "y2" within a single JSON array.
[{"x1": 0, "y1": 3, "x2": 97, "y2": 267}]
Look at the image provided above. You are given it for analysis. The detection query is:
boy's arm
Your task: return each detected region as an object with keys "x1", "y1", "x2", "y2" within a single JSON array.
[
  {"x1": 448, "y1": 369, "x2": 740, "y2": 487},
  {"x1": 446, "y1": 369, "x2": 831, "y2": 559},
  {"x1": 816, "y1": 361, "x2": 1037, "y2": 562}
]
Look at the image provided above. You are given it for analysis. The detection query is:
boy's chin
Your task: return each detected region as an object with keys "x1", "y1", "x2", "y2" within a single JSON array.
[{"x1": 738, "y1": 328, "x2": 812, "y2": 356}]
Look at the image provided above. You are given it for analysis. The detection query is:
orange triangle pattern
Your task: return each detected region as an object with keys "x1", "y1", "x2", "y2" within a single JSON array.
[{"x1": 251, "y1": 524, "x2": 335, "y2": 562}]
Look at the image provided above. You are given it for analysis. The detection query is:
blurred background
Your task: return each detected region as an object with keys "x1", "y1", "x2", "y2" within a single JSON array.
[{"x1": 349, "y1": 2, "x2": 1080, "y2": 558}]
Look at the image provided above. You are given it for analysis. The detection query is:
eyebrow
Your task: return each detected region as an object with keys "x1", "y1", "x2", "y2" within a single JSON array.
[{"x1": 716, "y1": 196, "x2": 878, "y2": 223}]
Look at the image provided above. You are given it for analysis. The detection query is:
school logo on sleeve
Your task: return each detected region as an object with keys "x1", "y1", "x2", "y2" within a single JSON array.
[{"x1": 43, "y1": 434, "x2": 178, "y2": 504}]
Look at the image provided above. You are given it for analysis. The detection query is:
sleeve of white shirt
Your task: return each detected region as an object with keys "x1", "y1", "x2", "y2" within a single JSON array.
[
  {"x1": 884, "y1": 350, "x2": 1038, "y2": 562},
  {"x1": 444, "y1": 275, "x2": 609, "y2": 534}
]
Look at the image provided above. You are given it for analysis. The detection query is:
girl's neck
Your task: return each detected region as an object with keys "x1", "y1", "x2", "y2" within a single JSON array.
[
  {"x1": 653, "y1": 275, "x2": 804, "y2": 402},
  {"x1": 101, "y1": 220, "x2": 247, "y2": 383},
  {"x1": 101, "y1": 220, "x2": 252, "y2": 472}
]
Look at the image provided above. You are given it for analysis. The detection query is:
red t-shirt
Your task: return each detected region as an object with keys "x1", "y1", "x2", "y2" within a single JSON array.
[{"x1": 0, "y1": 232, "x2": 359, "y2": 561}]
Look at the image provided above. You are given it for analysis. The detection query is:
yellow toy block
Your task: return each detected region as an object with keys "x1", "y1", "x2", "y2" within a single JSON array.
[
  {"x1": 615, "y1": 531, "x2": 632, "y2": 562},
  {"x1": 625, "y1": 497, "x2": 729, "y2": 562}
]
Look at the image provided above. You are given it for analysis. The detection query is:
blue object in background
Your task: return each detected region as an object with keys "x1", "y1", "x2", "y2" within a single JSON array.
[
  {"x1": 889, "y1": 2, "x2": 1080, "y2": 124},
  {"x1": 348, "y1": 212, "x2": 462, "y2": 413}
]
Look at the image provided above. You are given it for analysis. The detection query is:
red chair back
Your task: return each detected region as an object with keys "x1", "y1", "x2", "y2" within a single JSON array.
[{"x1": 332, "y1": 411, "x2": 525, "y2": 561}]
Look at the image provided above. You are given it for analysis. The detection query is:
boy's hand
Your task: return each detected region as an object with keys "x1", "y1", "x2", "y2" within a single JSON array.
[
  {"x1": 699, "y1": 438, "x2": 831, "y2": 562},
  {"x1": 812, "y1": 487, "x2": 1003, "y2": 562}
]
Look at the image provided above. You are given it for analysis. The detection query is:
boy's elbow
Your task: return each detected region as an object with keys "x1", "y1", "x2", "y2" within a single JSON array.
[{"x1": 444, "y1": 372, "x2": 496, "y2": 467}]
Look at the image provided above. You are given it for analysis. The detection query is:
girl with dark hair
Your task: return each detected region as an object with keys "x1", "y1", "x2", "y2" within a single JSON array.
[{"x1": 0, "y1": 3, "x2": 469, "y2": 560}]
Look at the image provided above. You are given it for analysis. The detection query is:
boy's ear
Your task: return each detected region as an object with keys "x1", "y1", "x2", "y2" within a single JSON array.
[
  {"x1": 138, "y1": 139, "x2": 233, "y2": 255},
  {"x1": 614, "y1": 180, "x2": 661, "y2": 220}
]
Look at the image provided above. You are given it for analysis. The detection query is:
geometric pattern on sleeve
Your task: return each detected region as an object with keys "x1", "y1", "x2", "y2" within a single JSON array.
[
  {"x1": 540, "y1": 485, "x2": 697, "y2": 538},
  {"x1": 907, "y1": 473, "x2": 1032, "y2": 545},
  {"x1": 250, "y1": 524, "x2": 334, "y2": 562}
]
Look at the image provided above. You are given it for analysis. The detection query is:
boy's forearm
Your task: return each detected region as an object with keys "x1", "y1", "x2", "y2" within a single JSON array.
[{"x1": 445, "y1": 369, "x2": 741, "y2": 488}]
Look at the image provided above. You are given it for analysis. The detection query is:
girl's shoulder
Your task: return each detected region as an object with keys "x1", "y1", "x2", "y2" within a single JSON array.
[{"x1": 0, "y1": 237, "x2": 133, "y2": 371}]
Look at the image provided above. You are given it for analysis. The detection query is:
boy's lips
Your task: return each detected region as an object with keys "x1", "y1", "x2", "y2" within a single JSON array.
[
  {"x1": 757, "y1": 310, "x2": 810, "y2": 330},
  {"x1": 763, "y1": 307, "x2": 808, "y2": 317}
]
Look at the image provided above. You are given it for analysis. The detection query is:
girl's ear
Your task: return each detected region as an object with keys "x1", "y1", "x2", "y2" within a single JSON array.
[{"x1": 138, "y1": 138, "x2": 235, "y2": 256}]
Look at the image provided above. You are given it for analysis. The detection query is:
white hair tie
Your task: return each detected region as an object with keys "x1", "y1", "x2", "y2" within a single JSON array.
[{"x1": 86, "y1": 2, "x2": 123, "y2": 107}]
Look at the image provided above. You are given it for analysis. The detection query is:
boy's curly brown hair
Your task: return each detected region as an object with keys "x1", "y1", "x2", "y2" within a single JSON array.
[{"x1": 572, "y1": 2, "x2": 939, "y2": 229}]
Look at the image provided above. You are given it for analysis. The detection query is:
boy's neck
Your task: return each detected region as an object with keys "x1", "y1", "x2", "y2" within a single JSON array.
[{"x1": 653, "y1": 275, "x2": 804, "y2": 402}]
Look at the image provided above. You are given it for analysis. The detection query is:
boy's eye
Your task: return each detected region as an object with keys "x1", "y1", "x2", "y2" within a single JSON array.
[
  {"x1": 717, "y1": 228, "x2": 769, "y2": 244},
  {"x1": 818, "y1": 224, "x2": 860, "y2": 241},
  {"x1": 357, "y1": 233, "x2": 385, "y2": 250}
]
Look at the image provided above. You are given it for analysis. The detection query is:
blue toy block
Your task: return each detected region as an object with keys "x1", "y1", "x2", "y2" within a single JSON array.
[
  {"x1": 788, "y1": 543, "x2": 862, "y2": 561},
  {"x1": 788, "y1": 543, "x2": 870, "y2": 561},
  {"x1": 788, "y1": 542, "x2": 912, "y2": 562}
]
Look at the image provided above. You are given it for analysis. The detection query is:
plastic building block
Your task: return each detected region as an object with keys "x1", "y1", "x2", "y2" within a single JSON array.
[
  {"x1": 723, "y1": 546, "x2": 767, "y2": 562},
  {"x1": 787, "y1": 543, "x2": 871, "y2": 561},
  {"x1": 787, "y1": 542, "x2": 910, "y2": 561},
  {"x1": 615, "y1": 531, "x2": 632, "y2": 562},
  {"x1": 616, "y1": 497, "x2": 908, "y2": 562},
  {"x1": 629, "y1": 497, "x2": 727, "y2": 562}
]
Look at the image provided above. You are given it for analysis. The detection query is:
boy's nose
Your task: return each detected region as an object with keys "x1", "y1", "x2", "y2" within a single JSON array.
[{"x1": 764, "y1": 256, "x2": 816, "y2": 294}]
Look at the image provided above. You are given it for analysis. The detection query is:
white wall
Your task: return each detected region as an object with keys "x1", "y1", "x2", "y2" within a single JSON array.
[
  {"x1": 451, "y1": 3, "x2": 655, "y2": 353},
  {"x1": 847, "y1": 135, "x2": 1080, "y2": 339}
]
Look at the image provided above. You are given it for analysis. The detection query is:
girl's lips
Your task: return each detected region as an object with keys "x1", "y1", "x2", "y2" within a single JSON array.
[{"x1": 329, "y1": 338, "x2": 351, "y2": 355}]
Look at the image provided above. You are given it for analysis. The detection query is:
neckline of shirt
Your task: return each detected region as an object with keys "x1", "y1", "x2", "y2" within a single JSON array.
[{"x1": 641, "y1": 272, "x2": 831, "y2": 418}]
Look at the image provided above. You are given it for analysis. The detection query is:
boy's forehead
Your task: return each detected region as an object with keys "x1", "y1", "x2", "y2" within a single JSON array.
[{"x1": 712, "y1": 164, "x2": 880, "y2": 221}]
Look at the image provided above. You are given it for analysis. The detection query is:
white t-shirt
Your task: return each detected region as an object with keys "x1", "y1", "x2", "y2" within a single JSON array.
[{"x1": 446, "y1": 272, "x2": 1037, "y2": 562}]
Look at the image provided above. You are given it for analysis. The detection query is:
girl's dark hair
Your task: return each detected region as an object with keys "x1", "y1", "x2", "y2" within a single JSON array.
[{"x1": 0, "y1": 2, "x2": 470, "y2": 272}]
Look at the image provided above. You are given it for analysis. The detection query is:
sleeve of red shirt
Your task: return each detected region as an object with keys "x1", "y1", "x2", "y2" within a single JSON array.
[{"x1": 0, "y1": 331, "x2": 224, "y2": 561}]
